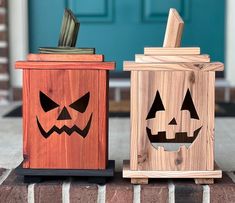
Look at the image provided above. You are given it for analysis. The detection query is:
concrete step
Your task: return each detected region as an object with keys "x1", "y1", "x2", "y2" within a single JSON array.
[{"x1": 0, "y1": 169, "x2": 235, "y2": 202}]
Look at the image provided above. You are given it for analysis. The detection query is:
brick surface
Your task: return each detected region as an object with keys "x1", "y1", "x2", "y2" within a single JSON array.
[
  {"x1": 210, "y1": 173, "x2": 235, "y2": 203},
  {"x1": 0, "y1": 32, "x2": 7, "y2": 41},
  {"x1": 106, "y1": 173, "x2": 133, "y2": 203},
  {"x1": 0, "y1": 80, "x2": 9, "y2": 90},
  {"x1": 0, "y1": 13, "x2": 6, "y2": 24},
  {"x1": 0, "y1": 170, "x2": 28, "y2": 203},
  {"x1": 0, "y1": 0, "x2": 6, "y2": 7},
  {"x1": 141, "y1": 179, "x2": 168, "y2": 203},
  {"x1": 70, "y1": 182, "x2": 98, "y2": 203},
  {"x1": 0, "y1": 64, "x2": 7, "y2": 73},
  {"x1": 174, "y1": 179, "x2": 203, "y2": 203},
  {"x1": 0, "y1": 47, "x2": 8, "y2": 57},
  {"x1": 13, "y1": 87, "x2": 22, "y2": 101},
  {"x1": 34, "y1": 180, "x2": 63, "y2": 203}
]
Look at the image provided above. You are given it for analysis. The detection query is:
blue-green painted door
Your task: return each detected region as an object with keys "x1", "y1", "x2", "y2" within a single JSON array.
[{"x1": 29, "y1": 0, "x2": 225, "y2": 75}]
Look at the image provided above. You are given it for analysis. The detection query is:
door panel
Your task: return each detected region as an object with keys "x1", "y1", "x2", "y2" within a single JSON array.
[{"x1": 29, "y1": 0, "x2": 225, "y2": 76}]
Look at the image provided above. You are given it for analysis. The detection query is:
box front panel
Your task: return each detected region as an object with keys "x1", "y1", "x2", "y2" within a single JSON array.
[
  {"x1": 136, "y1": 70, "x2": 213, "y2": 171},
  {"x1": 25, "y1": 69, "x2": 99, "y2": 169}
]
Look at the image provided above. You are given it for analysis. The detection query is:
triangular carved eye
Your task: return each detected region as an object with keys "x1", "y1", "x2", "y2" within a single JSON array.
[
  {"x1": 69, "y1": 92, "x2": 90, "y2": 113},
  {"x1": 181, "y1": 89, "x2": 199, "y2": 120},
  {"x1": 146, "y1": 91, "x2": 165, "y2": 120},
  {"x1": 40, "y1": 91, "x2": 59, "y2": 112}
]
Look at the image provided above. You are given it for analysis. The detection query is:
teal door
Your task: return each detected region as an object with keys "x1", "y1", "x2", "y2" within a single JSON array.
[{"x1": 29, "y1": 0, "x2": 225, "y2": 75}]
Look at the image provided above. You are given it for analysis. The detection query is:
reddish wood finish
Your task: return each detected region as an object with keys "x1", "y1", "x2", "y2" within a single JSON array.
[
  {"x1": 18, "y1": 54, "x2": 115, "y2": 169},
  {"x1": 15, "y1": 61, "x2": 115, "y2": 70},
  {"x1": 27, "y1": 54, "x2": 104, "y2": 62},
  {"x1": 98, "y1": 71, "x2": 109, "y2": 169}
]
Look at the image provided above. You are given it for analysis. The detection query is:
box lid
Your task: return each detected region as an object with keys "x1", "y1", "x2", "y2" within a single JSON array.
[{"x1": 15, "y1": 54, "x2": 115, "y2": 70}]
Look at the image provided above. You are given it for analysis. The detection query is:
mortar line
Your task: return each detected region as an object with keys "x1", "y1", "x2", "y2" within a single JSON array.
[
  {"x1": 133, "y1": 185, "x2": 141, "y2": 203},
  {"x1": 202, "y1": 185, "x2": 210, "y2": 203},
  {"x1": 62, "y1": 179, "x2": 71, "y2": 203},
  {"x1": 168, "y1": 180, "x2": 175, "y2": 203},
  {"x1": 97, "y1": 185, "x2": 106, "y2": 203},
  {"x1": 28, "y1": 183, "x2": 35, "y2": 203}
]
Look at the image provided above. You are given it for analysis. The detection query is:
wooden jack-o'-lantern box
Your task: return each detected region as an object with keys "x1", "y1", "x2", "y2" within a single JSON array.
[
  {"x1": 123, "y1": 9, "x2": 223, "y2": 184},
  {"x1": 15, "y1": 53, "x2": 115, "y2": 171}
]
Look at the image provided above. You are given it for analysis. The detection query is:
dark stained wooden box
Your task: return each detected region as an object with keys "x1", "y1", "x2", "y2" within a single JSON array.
[{"x1": 15, "y1": 54, "x2": 115, "y2": 170}]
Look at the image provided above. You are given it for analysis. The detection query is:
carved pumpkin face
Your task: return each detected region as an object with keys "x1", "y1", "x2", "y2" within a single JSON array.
[
  {"x1": 146, "y1": 88, "x2": 202, "y2": 151},
  {"x1": 36, "y1": 91, "x2": 92, "y2": 139}
]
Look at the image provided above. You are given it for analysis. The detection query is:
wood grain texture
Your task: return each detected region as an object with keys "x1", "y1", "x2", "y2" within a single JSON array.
[
  {"x1": 27, "y1": 54, "x2": 104, "y2": 62},
  {"x1": 132, "y1": 71, "x2": 213, "y2": 171},
  {"x1": 24, "y1": 70, "x2": 100, "y2": 169},
  {"x1": 135, "y1": 55, "x2": 210, "y2": 63},
  {"x1": 144, "y1": 47, "x2": 200, "y2": 55},
  {"x1": 123, "y1": 161, "x2": 222, "y2": 178},
  {"x1": 22, "y1": 70, "x2": 30, "y2": 168},
  {"x1": 98, "y1": 70, "x2": 109, "y2": 169},
  {"x1": 130, "y1": 71, "x2": 138, "y2": 170},
  {"x1": 131, "y1": 178, "x2": 148, "y2": 184},
  {"x1": 124, "y1": 61, "x2": 224, "y2": 72},
  {"x1": 194, "y1": 178, "x2": 214, "y2": 184},
  {"x1": 15, "y1": 61, "x2": 115, "y2": 70},
  {"x1": 163, "y1": 8, "x2": 184, "y2": 48}
]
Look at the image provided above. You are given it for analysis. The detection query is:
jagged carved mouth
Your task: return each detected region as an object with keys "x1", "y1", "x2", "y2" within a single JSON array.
[
  {"x1": 146, "y1": 126, "x2": 202, "y2": 151},
  {"x1": 36, "y1": 113, "x2": 93, "y2": 139}
]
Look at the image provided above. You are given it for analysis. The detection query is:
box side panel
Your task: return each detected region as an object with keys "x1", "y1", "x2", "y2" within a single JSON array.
[
  {"x1": 23, "y1": 70, "x2": 31, "y2": 168},
  {"x1": 207, "y1": 72, "x2": 215, "y2": 170},
  {"x1": 98, "y1": 70, "x2": 108, "y2": 169},
  {"x1": 27, "y1": 69, "x2": 99, "y2": 169},
  {"x1": 130, "y1": 71, "x2": 139, "y2": 170},
  {"x1": 137, "y1": 70, "x2": 210, "y2": 171}
]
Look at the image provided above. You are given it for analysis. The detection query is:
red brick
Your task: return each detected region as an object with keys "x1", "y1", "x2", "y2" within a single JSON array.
[
  {"x1": 141, "y1": 179, "x2": 168, "y2": 203},
  {"x1": 0, "y1": 0, "x2": 6, "y2": 7},
  {"x1": 109, "y1": 88, "x2": 115, "y2": 100},
  {"x1": 0, "y1": 80, "x2": 9, "y2": 90},
  {"x1": 210, "y1": 173, "x2": 235, "y2": 203},
  {"x1": 0, "y1": 64, "x2": 7, "y2": 73},
  {"x1": 0, "y1": 170, "x2": 28, "y2": 203},
  {"x1": 0, "y1": 32, "x2": 7, "y2": 41},
  {"x1": 0, "y1": 47, "x2": 8, "y2": 57},
  {"x1": 34, "y1": 181, "x2": 63, "y2": 203},
  {"x1": 215, "y1": 88, "x2": 225, "y2": 102},
  {"x1": 70, "y1": 182, "x2": 98, "y2": 203},
  {"x1": 0, "y1": 13, "x2": 6, "y2": 24},
  {"x1": 121, "y1": 88, "x2": 130, "y2": 100},
  {"x1": 174, "y1": 179, "x2": 203, "y2": 203},
  {"x1": 106, "y1": 173, "x2": 133, "y2": 203},
  {"x1": 13, "y1": 87, "x2": 22, "y2": 101}
]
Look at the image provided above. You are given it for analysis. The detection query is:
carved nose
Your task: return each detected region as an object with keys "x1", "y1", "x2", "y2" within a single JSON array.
[
  {"x1": 57, "y1": 107, "x2": 71, "y2": 120},
  {"x1": 168, "y1": 117, "x2": 177, "y2": 125}
]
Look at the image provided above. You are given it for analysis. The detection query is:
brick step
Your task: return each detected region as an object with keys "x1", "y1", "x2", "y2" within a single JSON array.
[{"x1": 0, "y1": 169, "x2": 235, "y2": 203}]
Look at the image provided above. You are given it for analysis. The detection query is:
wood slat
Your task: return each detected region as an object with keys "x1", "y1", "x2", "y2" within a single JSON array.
[
  {"x1": 135, "y1": 55, "x2": 210, "y2": 63},
  {"x1": 144, "y1": 47, "x2": 200, "y2": 55},
  {"x1": 163, "y1": 8, "x2": 184, "y2": 48},
  {"x1": 27, "y1": 54, "x2": 104, "y2": 62},
  {"x1": 123, "y1": 161, "x2": 222, "y2": 178},
  {"x1": 124, "y1": 61, "x2": 224, "y2": 72},
  {"x1": 15, "y1": 61, "x2": 115, "y2": 70}
]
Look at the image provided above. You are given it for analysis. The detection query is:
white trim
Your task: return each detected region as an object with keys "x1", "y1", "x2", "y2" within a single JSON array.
[
  {"x1": 9, "y1": 0, "x2": 28, "y2": 88},
  {"x1": 226, "y1": 0, "x2": 235, "y2": 86}
]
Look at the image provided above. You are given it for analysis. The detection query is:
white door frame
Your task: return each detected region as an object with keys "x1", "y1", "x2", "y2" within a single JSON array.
[
  {"x1": 9, "y1": 0, "x2": 28, "y2": 89},
  {"x1": 8, "y1": 1, "x2": 234, "y2": 89}
]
